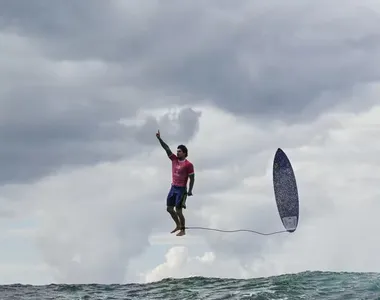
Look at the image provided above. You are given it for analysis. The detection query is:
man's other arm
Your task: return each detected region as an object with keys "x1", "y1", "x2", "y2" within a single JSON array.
[{"x1": 188, "y1": 164, "x2": 195, "y2": 195}]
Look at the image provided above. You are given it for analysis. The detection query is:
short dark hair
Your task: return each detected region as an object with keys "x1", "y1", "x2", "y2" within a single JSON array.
[{"x1": 177, "y1": 144, "x2": 188, "y2": 157}]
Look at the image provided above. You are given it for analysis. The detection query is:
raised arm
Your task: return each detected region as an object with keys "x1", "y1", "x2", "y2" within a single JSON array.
[{"x1": 156, "y1": 130, "x2": 173, "y2": 157}]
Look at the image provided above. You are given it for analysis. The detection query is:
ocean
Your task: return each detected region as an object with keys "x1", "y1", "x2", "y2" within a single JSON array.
[{"x1": 1, "y1": 271, "x2": 379, "y2": 300}]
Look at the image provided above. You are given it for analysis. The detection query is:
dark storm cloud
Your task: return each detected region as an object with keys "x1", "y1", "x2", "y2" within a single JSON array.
[
  {"x1": 0, "y1": 89, "x2": 200, "y2": 184},
  {"x1": 138, "y1": 2, "x2": 380, "y2": 120},
  {"x1": 0, "y1": 58, "x2": 198, "y2": 184},
  {"x1": 1, "y1": 0, "x2": 379, "y2": 183},
  {"x1": 0, "y1": 95, "x2": 129, "y2": 183},
  {"x1": 3, "y1": 0, "x2": 379, "y2": 118}
]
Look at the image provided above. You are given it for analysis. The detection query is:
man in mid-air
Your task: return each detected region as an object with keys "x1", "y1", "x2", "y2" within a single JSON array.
[{"x1": 156, "y1": 130, "x2": 195, "y2": 236}]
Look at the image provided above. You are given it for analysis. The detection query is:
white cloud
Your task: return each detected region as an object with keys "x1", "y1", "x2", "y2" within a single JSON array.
[
  {"x1": 1, "y1": 93, "x2": 380, "y2": 284},
  {"x1": 143, "y1": 246, "x2": 219, "y2": 283},
  {"x1": 139, "y1": 99, "x2": 380, "y2": 282},
  {"x1": 0, "y1": 263, "x2": 52, "y2": 285}
]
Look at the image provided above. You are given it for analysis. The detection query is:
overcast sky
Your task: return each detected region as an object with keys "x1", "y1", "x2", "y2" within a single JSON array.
[{"x1": 1, "y1": 0, "x2": 380, "y2": 284}]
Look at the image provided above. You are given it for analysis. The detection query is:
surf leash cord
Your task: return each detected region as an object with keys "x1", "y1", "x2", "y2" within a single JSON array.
[{"x1": 184, "y1": 226, "x2": 289, "y2": 236}]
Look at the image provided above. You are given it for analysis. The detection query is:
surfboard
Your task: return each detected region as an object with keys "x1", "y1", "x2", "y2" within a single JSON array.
[{"x1": 273, "y1": 148, "x2": 299, "y2": 233}]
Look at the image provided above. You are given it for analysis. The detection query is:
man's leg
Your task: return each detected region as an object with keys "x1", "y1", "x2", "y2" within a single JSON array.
[
  {"x1": 167, "y1": 186, "x2": 181, "y2": 233},
  {"x1": 175, "y1": 189, "x2": 188, "y2": 236},
  {"x1": 175, "y1": 207, "x2": 185, "y2": 236},
  {"x1": 167, "y1": 206, "x2": 180, "y2": 233}
]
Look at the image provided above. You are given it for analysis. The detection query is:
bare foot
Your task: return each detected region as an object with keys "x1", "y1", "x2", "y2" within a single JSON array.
[
  {"x1": 176, "y1": 230, "x2": 185, "y2": 236},
  {"x1": 171, "y1": 227, "x2": 180, "y2": 234}
]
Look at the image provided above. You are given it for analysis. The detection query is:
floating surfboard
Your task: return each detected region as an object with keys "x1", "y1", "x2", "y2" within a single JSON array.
[{"x1": 273, "y1": 148, "x2": 299, "y2": 233}]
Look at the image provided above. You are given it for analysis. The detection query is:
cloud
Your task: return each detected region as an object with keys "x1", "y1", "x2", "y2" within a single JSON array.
[
  {"x1": 0, "y1": 33, "x2": 133, "y2": 183},
  {"x1": 137, "y1": 101, "x2": 380, "y2": 283},
  {"x1": 132, "y1": 107, "x2": 202, "y2": 145},
  {"x1": 144, "y1": 246, "x2": 218, "y2": 282},
  {"x1": 3, "y1": 1, "x2": 380, "y2": 121},
  {"x1": 2, "y1": 0, "x2": 380, "y2": 186},
  {"x1": 0, "y1": 104, "x2": 200, "y2": 283},
  {"x1": 19, "y1": 160, "x2": 163, "y2": 284},
  {"x1": 1, "y1": 98, "x2": 380, "y2": 283},
  {"x1": 0, "y1": 263, "x2": 51, "y2": 285}
]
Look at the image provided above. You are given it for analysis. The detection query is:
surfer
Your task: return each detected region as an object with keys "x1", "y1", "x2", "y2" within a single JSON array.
[{"x1": 156, "y1": 130, "x2": 195, "y2": 236}]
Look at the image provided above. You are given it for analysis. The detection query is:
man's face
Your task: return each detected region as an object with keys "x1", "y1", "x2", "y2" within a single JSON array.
[{"x1": 177, "y1": 148, "x2": 185, "y2": 159}]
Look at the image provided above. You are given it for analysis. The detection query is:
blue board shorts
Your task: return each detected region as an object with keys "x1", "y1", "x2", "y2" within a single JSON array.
[{"x1": 167, "y1": 185, "x2": 187, "y2": 209}]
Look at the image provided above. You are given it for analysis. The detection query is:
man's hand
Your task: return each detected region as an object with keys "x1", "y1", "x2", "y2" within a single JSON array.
[
  {"x1": 187, "y1": 191, "x2": 193, "y2": 196},
  {"x1": 156, "y1": 129, "x2": 160, "y2": 139}
]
